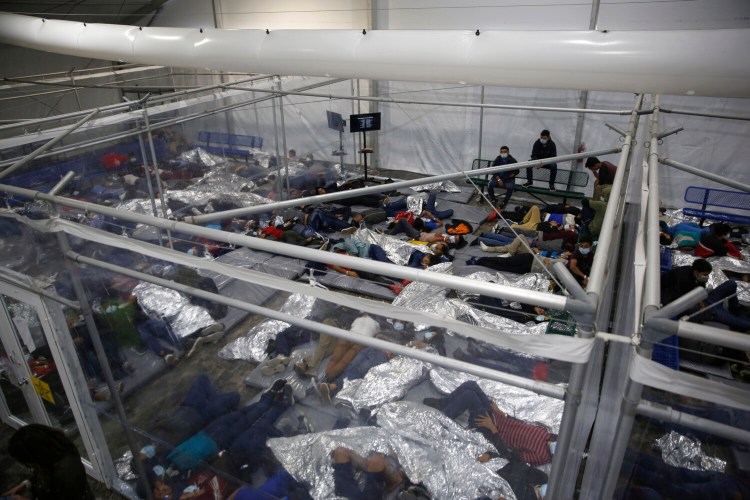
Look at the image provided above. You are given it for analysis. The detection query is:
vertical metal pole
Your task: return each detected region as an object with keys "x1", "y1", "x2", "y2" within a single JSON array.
[
  {"x1": 277, "y1": 78, "x2": 290, "y2": 196},
  {"x1": 69, "y1": 71, "x2": 83, "y2": 111},
  {"x1": 136, "y1": 131, "x2": 165, "y2": 245},
  {"x1": 140, "y1": 107, "x2": 174, "y2": 248},
  {"x1": 477, "y1": 86, "x2": 485, "y2": 160},
  {"x1": 271, "y1": 88, "x2": 283, "y2": 196}
]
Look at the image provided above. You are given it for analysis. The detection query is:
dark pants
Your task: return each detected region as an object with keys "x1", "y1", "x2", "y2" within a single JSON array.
[
  {"x1": 226, "y1": 407, "x2": 288, "y2": 478},
  {"x1": 525, "y1": 164, "x2": 557, "y2": 188},
  {"x1": 333, "y1": 348, "x2": 389, "y2": 389},
  {"x1": 309, "y1": 207, "x2": 352, "y2": 232},
  {"x1": 151, "y1": 374, "x2": 240, "y2": 446},
  {"x1": 274, "y1": 326, "x2": 315, "y2": 357},
  {"x1": 383, "y1": 198, "x2": 408, "y2": 218},
  {"x1": 478, "y1": 232, "x2": 516, "y2": 246},
  {"x1": 475, "y1": 253, "x2": 534, "y2": 273},
  {"x1": 138, "y1": 318, "x2": 181, "y2": 355},
  {"x1": 488, "y1": 177, "x2": 515, "y2": 205},
  {"x1": 333, "y1": 461, "x2": 385, "y2": 500},
  {"x1": 368, "y1": 244, "x2": 395, "y2": 264},
  {"x1": 442, "y1": 380, "x2": 494, "y2": 424},
  {"x1": 387, "y1": 218, "x2": 420, "y2": 239},
  {"x1": 167, "y1": 391, "x2": 288, "y2": 470},
  {"x1": 424, "y1": 191, "x2": 454, "y2": 220},
  {"x1": 705, "y1": 280, "x2": 750, "y2": 331}
]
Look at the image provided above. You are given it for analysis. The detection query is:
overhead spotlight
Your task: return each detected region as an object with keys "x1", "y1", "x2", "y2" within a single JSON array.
[
  {"x1": 475, "y1": 29, "x2": 480, "y2": 36},
  {"x1": 363, "y1": 29, "x2": 367, "y2": 35}
]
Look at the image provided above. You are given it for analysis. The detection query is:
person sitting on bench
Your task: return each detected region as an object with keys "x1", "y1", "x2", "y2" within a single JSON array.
[
  {"x1": 524, "y1": 129, "x2": 557, "y2": 190},
  {"x1": 488, "y1": 145, "x2": 519, "y2": 208},
  {"x1": 585, "y1": 157, "x2": 617, "y2": 201}
]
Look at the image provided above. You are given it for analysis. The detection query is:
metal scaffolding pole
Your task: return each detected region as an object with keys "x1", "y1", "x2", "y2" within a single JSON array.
[
  {"x1": 140, "y1": 104, "x2": 174, "y2": 248},
  {"x1": 0, "y1": 108, "x2": 100, "y2": 179},
  {"x1": 636, "y1": 400, "x2": 750, "y2": 444},
  {"x1": 659, "y1": 157, "x2": 750, "y2": 193},
  {"x1": 277, "y1": 78, "x2": 291, "y2": 197},
  {"x1": 600, "y1": 95, "x2": 662, "y2": 500},
  {"x1": 186, "y1": 147, "x2": 621, "y2": 225}
]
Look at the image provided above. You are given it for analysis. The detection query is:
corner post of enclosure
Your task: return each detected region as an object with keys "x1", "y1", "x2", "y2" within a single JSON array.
[{"x1": 600, "y1": 95, "x2": 661, "y2": 500}]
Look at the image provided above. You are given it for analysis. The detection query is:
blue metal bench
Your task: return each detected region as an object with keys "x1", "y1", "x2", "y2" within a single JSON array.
[
  {"x1": 683, "y1": 186, "x2": 750, "y2": 226},
  {"x1": 198, "y1": 131, "x2": 263, "y2": 162}
]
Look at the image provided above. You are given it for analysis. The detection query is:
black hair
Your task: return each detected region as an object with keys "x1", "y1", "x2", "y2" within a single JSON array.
[
  {"x1": 9, "y1": 424, "x2": 78, "y2": 467},
  {"x1": 581, "y1": 198, "x2": 590, "y2": 208},
  {"x1": 413, "y1": 218, "x2": 425, "y2": 231},
  {"x1": 659, "y1": 232, "x2": 672, "y2": 245},
  {"x1": 579, "y1": 233, "x2": 593, "y2": 245},
  {"x1": 711, "y1": 222, "x2": 731, "y2": 237},
  {"x1": 500, "y1": 145, "x2": 510, "y2": 151},
  {"x1": 585, "y1": 157, "x2": 600, "y2": 168},
  {"x1": 426, "y1": 254, "x2": 441, "y2": 266},
  {"x1": 541, "y1": 129, "x2": 551, "y2": 137},
  {"x1": 692, "y1": 258, "x2": 712, "y2": 273}
]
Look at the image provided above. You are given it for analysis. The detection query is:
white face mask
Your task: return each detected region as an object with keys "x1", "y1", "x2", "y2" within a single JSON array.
[
  {"x1": 429, "y1": 243, "x2": 439, "y2": 252},
  {"x1": 500, "y1": 153, "x2": 508, "y2": 159},
  {"x1": 579, "y1": 247, "x2": 591, "y2": 255},
  {"x1": 540, "y1": 138, "x2": 548, "y2": 145}
]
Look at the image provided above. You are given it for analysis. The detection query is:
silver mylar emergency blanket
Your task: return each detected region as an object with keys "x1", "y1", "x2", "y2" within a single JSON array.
[
  {"x1": 655, "y1": 430, "x2": 726, "y2": 473},
  {"x1": 430, "y1": 366, "x2": 564, "y2": 433},
  {"x1": 132, "y1": 282, "x2": 215, "y2": 338},
  {"x1": 268, "y1": 403, "x2": 516, "y2": 500},
  {"x1": 218, "y1": 293, "x2": 316, "y2": 361},
  {"x1": 410, "y1": 180, "x2": 462, "y2": 193},
  {"x1": 335, "y1": 354, "x2": 431, "y2": 411}
]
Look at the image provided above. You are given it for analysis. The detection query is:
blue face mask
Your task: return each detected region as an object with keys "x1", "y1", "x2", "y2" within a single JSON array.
[
  {"x1": 549, "y1": 441, "x2": 557, "y2": 454},
  {"x1": 540, "y1": 138, "x2": 548, "y2": 145},
  {"x1": 579, "y1": 247, "x2": 591, "y2": 255},
  {"x1": 540, "y1": 484, "x2": 548, "y2": 497},
  {"x1": 500, "y1": 153, "x2": 508, "y2": 159}
]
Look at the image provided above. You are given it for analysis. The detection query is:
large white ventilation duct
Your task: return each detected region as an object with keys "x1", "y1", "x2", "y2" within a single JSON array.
[{"x1": 0, "y1": 13, "x2": 749, "y2": 98}]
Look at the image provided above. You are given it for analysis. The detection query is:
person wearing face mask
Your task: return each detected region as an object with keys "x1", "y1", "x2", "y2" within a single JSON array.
[
  {"x1": 524, "y1": 129, "x2": 557, "y2": 190},
  {"x1": 661, "y1": 258, "x2": 750, "y2": 332},
  {"x1": 566, "y1": 234, "x2": 594, "y2": 287},
  {"x1": 487, "y1": 146, "x2": 519, "y2": 208}
]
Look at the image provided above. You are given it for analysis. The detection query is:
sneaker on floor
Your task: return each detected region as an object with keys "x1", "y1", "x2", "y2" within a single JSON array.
[
  {"x1": 548, "y1": 184, "x2": 555, "y2": 191},
  {"x1": 200, "y1": 323, "x2": 225, "y2": 336},
  {"x1": 319, "y1": 238, "x2": 331, "y2": 251},
  {"x1": 186, "y1": 336, "x2": 205, "y2": 357},
  {"x1": 265, "y1": 338, "x2": 277, "y2": 355},
  {"x1": 201, "y1": 329, "x2": 225, "y2": 344},
  {"x1": 466, "y1": 257, "x2": 478, "y2": 266},
  {"x1": 522, "y1": 181, "x2": 533, "y2": 187},
  {"x1": 479, "y1": 241, "x2": 489, "y2": 252},
  {"x1": 269, "y1": 378, "x2": 287, "y2": 394},
  {"x1": 318, "y1": 383, "x2": 332, "y2": 404},
  {"x1": 261, "y1": 358, "x2": 287, "y2": 376},
  {"x1": 280, "y1": 384, "x2": 295, "y2": 405},
  {"x1": 341, "y1": 226, "x2": 357, "y2": 235},
  {"x1": 164, "y1": 353, "x2": 178, "y2": 366}
]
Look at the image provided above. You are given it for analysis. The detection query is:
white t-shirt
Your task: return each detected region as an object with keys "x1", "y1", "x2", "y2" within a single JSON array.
[{"x1": 350, "y1": 315, "x2": 379, "y2": 338}]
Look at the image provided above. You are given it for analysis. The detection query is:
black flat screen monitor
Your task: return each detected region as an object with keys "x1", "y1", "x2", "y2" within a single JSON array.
[
  {"x1": 349, "y1": 112, "x2": 381, "y2": 133},
  {"x1": 327, "y1": 111, "x2": 345, "y2": 132}
]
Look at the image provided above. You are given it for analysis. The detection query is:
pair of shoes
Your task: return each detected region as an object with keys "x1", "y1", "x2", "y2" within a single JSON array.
[
  {"x1": 422, "y1": 397, "x2": 443, "y2": 410},
  {"x1": 479, "y1": 241, "x2": 489, "y2": 252},
  {"x1": 488, "y1": 197, "x2": 497, "y2": 204},
  {"x1": 279, "y1": 384, "x2": 295, "y2": 405},
  {"x1": 522, "y1": 181, "x2": 533, "y2": 187},
  {"x1": 319, "y1": 238, "x2": 331, "y2": 251},
  {"x1": 341, "y1": 226, "x2": 358, "y2": 235},
  {"x1": 318, "y1": 382, "x2": 332, "y2": 403},
  {"x1": 548, "y1": 185, "x2": 555, "y2": 191},
  {"x1": 466, "y1": 257, "x2": 479, "y2": 266},
  {"x1": 260, "y1": 356, "x2": 290, "y2": 376}
]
